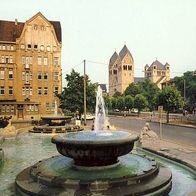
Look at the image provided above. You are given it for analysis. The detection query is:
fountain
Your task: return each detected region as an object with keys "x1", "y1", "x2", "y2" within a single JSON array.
[
  {"x1": 30, "y1": 100, "x2": 82, "y2": 133},
  {"x1": 15, "y1": 86, "x2": 172, "y2": 195}
]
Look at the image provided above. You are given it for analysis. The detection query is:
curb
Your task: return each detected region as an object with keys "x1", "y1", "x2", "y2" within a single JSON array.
[
  {"x1": 148, "y1": 120, "x2": 196, "y2": 129},
  {"x1": 142, "y1": 147, "x2": 196, "y2": 173}
]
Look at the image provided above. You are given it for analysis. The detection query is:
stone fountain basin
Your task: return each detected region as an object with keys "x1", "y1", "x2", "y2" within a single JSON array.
[{"x1": 51, "y1": 131, "x2": 139, "y2": 166}]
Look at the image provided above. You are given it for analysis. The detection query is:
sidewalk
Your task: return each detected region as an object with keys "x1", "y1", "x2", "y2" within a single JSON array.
[{"x1": 140, "y1": 138, "x2": 196, "y2": 171}]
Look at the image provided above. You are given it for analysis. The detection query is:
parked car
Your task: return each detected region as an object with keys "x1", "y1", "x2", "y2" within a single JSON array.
[
  {"x1": 131, "y1": 108, "x2": 138, "y2": 113},
  {"x1": 114, "y1": 109, "x2": 120, "y2": 112},
  {"x1": 81, "y1": 114, "x2": 95, "y2": 120}
]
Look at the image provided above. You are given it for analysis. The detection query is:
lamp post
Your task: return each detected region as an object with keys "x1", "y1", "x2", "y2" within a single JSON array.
[{"x1": 83, "y1": 59, "x2": 87, "y2": 126}]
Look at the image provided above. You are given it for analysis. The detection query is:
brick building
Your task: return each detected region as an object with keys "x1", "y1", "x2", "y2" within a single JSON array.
[{"x1": 0, "y1": 12, "x2": 62, "y2": 119}]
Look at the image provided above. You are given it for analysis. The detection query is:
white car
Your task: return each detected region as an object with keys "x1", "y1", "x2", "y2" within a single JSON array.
[{"x1": 81, "y1": 114, "x2": 95, "y2": 120}]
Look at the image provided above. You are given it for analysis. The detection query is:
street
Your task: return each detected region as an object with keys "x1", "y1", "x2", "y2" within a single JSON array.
[{"x1": 108, "y1": 116, "x2": 196, "y2": 148}]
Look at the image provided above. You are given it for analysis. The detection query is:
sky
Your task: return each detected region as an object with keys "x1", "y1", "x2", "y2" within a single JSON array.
[{"x1": 1, "y1": 0, "x2": 196, "y2": 87}]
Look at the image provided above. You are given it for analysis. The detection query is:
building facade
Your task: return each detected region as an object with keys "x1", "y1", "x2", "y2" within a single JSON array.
[
  {"x1": 0, "y1": 12, "x2": 62, "y2": 119},
  {"x1": 109, "y1": 45, "x2": 134, "y2": 96},
  {"x1": 144, "y1": 60, "x2": 170, "y2": 89}
]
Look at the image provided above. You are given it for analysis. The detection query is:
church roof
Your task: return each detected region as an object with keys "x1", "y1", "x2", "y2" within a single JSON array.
[
  {"x1": 0, "y1": 14, "x2": 61, "y2": 43},
  {"x1": 109, "y1": 51, "x2": 119, "y2": 65},
  {"x1": 151, "y1": 60, "x2": 165, "y2": 70},
  {"x1": 119, "y1": 45, "x2": 133, "y2": 61}
]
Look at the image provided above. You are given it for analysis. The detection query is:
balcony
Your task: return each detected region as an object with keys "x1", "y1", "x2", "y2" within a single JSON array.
[{"x1": 24, "y1": 64, "x2": 30, "y2": 69}]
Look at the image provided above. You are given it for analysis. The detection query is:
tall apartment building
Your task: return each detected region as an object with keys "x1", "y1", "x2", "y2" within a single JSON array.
[
  {"x1": 0, "y1": 12, "x2": 62, "y2": 119},
  {"x1": 144, "y1": 60, "x2": 170, "y2": 89},
  {"x1": 109, "y1": 45, "x2": 134, "y2": 96}
]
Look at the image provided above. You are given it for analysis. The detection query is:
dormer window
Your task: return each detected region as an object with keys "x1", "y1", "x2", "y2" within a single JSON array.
[
  {"x1": 47, "y1": 46, "x2": 51, "y2": 52},
  {"x1": 154, "y1": 66, "x2": 156, "y2": 69},
  {"x1": 34, "y1": 25, "x2": 38, "y2": 30},
  {"x1": 40, "y1": 45, "x2": 44, "y2": 51}
]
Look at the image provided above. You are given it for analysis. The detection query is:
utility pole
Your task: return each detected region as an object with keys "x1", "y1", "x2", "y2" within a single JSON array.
[
  {"x1": 184, "y1": 79, "x2": 186, "y2": 101},
  {"x1": 83, "y1": 59, "x2": 87, "y2": 126}
]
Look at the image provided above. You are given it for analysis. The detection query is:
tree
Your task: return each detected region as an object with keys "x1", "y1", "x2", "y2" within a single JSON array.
[
  {"x1": 124, "y1": 95, "x2": 134, "y2": 110},
  {"x1": 116, "y1": 96, "x2": 125, "y2": 110},
  {"x1": 134, "y1": 94, "x2": 148, "y2": 115},
  {"x1": 138, "y1": 79, "x2": 160, "y2": 111},
  {"x1": 156, "y1": 86, "x2": 184, "y2": 123},
  {"x1": 104, "y1": 95, "x2": 112, "y2": 111},
  {"x1": 124, "y1": 83, "x2": 143, "y2": 97},
  {"x1": 173, "y1": 71, "x2": 196, "y2": 111},
  {"x1": 57, "y1": 69, "x2": 96, "y2": 116},
  {"x1": 110, "y1": 97, "x2": 117, "y2": 110}
]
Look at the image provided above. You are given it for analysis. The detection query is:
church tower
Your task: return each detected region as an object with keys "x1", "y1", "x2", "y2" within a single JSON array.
[{"x1": 109, "y1": 45, "x2": 134, "y2": 96}]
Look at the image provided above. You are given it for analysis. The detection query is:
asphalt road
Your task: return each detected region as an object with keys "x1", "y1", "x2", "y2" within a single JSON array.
[{"x1": 108, "y1": 116, "x2": 196, "y2": 148}]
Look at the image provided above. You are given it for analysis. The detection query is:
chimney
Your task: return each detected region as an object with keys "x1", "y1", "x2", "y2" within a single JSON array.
[{"x1": 15, "y1": 19, "x2": 18, "y2": 25}]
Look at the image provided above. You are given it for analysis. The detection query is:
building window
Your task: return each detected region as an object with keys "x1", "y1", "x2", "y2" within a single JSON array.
[
  {"x1": 30, "y1": 72, "x2": 32, "y2": 80},
  {"x1": 34, "y1": 45, "x2": 38, "y2": 49},
  {"x1": 8, "y1": 70, "x2": 13, "y2": 79},
  {"x1": 30, "y1": 87, "x2": 33, "y2": 95},
  {"x1": 0, "y1": 86, "x2": 5, "y2": 95},
  {"x1": 9, "y1": 87, "x2": 13, "y2": 95},
  {"x1": 26, "y1": 56, "x2": 32, "y2": 65},
  {"x1": 47, "y1": 46, "x2": 51, "y2": 52},
  {"x1": 40, "y1": 45, "x2": 44, "y2": 51},
  {"x1": 1, "y1": 56, "x2": 4, "y2": 63},
  {"x1": 46, "y1": 102, "x2": 50, "y2": 111},
  {"x1": 22, "y1": 56, "x2": 26, "y2": 64},
  {"x1": 10, "y1": 106, "x2": 14, "y2": 113},
  {"x1": 21, "y1": 44, "x2": 25, "y2": 49},
  {"x1": 0, "y1": 70, "x2": 5, "y2": 79},
  {"x1": 25, "y1": 72, "x2": 30, "y2": 84},
  {"x1": 27, "y1": 44, "x2": 31, "y2": 49},
  {"x1": 43, "y1": 73, "x2": 48, "y2": 80},
  {"x1": 54, "y1": 57, "x2": 59, "y2": 65},
  {"x1": 10, "y1": 56, "x2": 13, "y2": 63},
  {"x1": 38, "y1": 73, "x2": 42, "y2": 80},
  {"x1": 128, "y1": 65, "x2": 132, "y2": 70},
  {"x1": 22, "y1": 87, "x2": 25, "y2": 95},
  {"x1": 34, "y1": 25, "x2": 38, "y2": 30},
  {"x1": 113, "y1": 70, "x2": 117, "y2": 75},
  {"x1": 43, "y1": 57, "x2": 48, "y2": 65},
  {"x1": 44, "y1": 87, "x2": 48, "y2": 95},
  {"x1": 22, "y1": 72, "x2": 25, "y2": 80},
  {"x1": 5, "y1": 56, "x2": 9, "y2": 63},
  {"x1": 54, "y1": 87, "x2": 58, "y2": 94},
  {"x1": 38, "y1": 87, "x2": 42, "y2": 95},
  {"x1": 53, "y1": 46, "x2": 57, "y2": 51},
  {"x1": 38, "y1": 57, "x2": 42, "y2": 65},
  {"x1": 154, "y1": 66, "x2": 156, "y2": 69},
  {"x1": 123, "y1": 65, "x2": 127, "y2": 70},
  {"x1": 10, "y1": 45, "x2": 14, "y2": 50},
  {"x1": 2, "y1": 45, "x2": 5, "y2": 50},
  {"x1": 54, "y1": 72, "x2": 59, "y2": 80}
]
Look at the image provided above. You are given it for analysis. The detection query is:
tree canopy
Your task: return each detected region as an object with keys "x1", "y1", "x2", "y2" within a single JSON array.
[
  {"x1": 57, "y1": 69, "x2": 97, "y2": 115},
  {"x1": 156, "y1": 86, "x2": 184, "y2": 122},
  {"x1": 173, "y1": 71, "x2": 196, "y2": 111}
]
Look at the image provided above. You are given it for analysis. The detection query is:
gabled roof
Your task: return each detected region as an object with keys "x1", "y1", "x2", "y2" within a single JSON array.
[
  {"x1": 119, "y1": 45, "x2": 133, "y2": 61},
  {"x1": 0, "y1": 13, "x2": 61, "y2": 43},
  {"x1": 151, "y1": 60, "x2": 165, "y2": 70},
  {"x1": 0, "y1": 20, "x2": 24, "y2": 42},
  {"x1": 109, "y1": 51, "x2": 119, "y2": 65}
]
